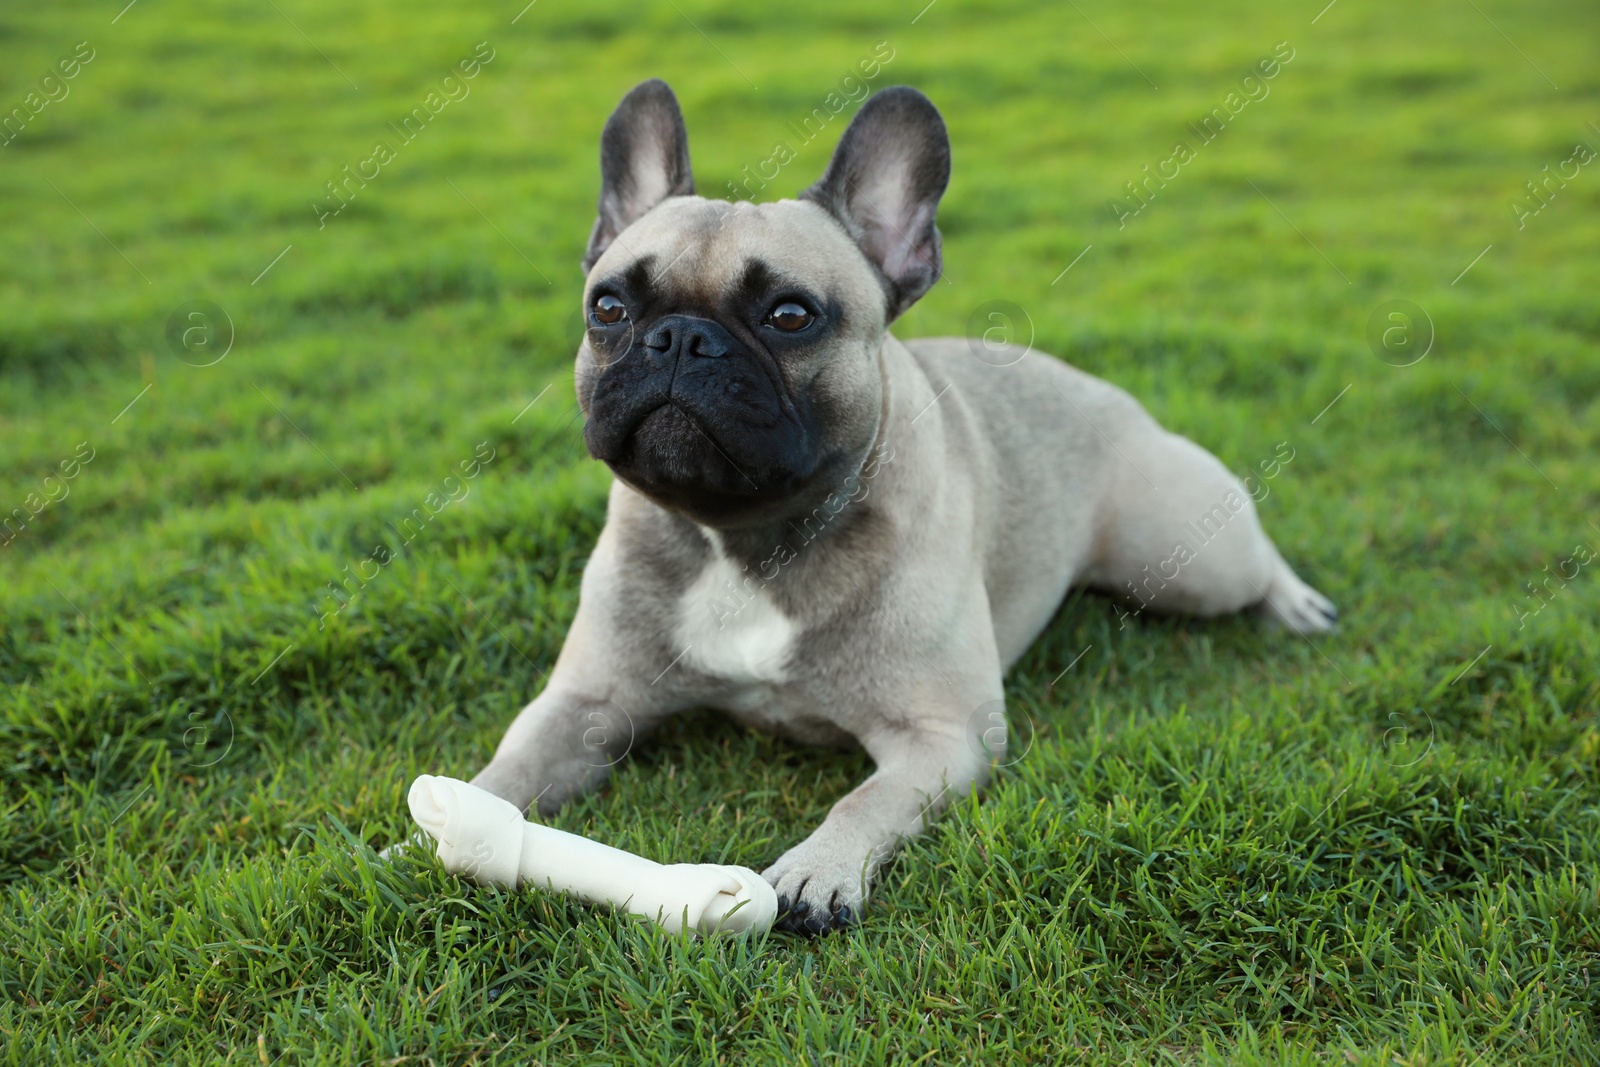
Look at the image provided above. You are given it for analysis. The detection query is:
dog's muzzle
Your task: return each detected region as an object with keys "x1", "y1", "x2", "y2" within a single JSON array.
[{"x1": 582, "y1": 314, "x2": 819, "y2": 512}]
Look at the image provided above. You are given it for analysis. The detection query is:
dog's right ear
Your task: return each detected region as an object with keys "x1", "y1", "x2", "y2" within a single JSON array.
[{"x1": 583, "y1": 79, "x2": 695, "y2": 273}]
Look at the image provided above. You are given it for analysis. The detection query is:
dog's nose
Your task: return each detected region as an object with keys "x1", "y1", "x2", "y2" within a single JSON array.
[
  {"x1": 688, "y1": 330, "x2": 728, "y2": 359},
  {"x1": 644, "y1": 323, "x2": 675, "y2": 352},
  {"x1": 642, "y1": 315, "x2": 732, "y2": 361}
]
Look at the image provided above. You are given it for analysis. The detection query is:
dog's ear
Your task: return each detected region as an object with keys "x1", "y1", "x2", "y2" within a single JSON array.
[
  {"x1": 801, "y1": 86, "x2": 950, "y2": 320},
  {"x1": 583, "y1": 79, "x2": 695, "y2": 273}
]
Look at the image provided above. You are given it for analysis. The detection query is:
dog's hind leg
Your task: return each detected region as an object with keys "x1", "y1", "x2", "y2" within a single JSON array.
[
  {"x1": 1084, "y1": 429, "x2": 1337, "y2": 633},
  {"x1": 1251, "y1": 543, "x2": 1339, "y2": 633}
]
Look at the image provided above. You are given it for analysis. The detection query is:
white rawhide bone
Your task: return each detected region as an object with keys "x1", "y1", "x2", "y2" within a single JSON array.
[{"x1": 407, "y1": 775, "x2": 776, "y2": 935}]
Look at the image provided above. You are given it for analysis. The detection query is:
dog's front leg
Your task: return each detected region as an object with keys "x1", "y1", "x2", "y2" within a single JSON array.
[
  {"x1": 762, "y1": 721, "x2": 994, "y2": 934},
  {"x1": 471, "y1": 686, "x2": 664, "y2": 816}
]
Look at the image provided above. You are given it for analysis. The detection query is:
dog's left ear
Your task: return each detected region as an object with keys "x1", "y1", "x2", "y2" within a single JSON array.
[
  {"x1": 583, "y1": 79, "x2": 695, "y2": 273},
  {"x1": 802, "y1": 86, "x2": 950, "y2": 320}
]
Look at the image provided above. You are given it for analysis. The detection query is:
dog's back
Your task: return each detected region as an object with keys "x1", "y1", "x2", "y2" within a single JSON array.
[{"x1": 898, "y1": 336, "x2": 1147, "y2": 663}]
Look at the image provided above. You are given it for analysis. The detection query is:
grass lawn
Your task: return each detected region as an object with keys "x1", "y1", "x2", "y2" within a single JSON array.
[{"x1": 3, "y1": 0, "x2": 1599, "y2": 1062}]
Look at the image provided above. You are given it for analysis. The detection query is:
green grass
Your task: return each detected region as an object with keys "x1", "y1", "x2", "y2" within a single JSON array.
[{"x1": 2, "y1": 0, "x2": 1599, "y2": 1062}]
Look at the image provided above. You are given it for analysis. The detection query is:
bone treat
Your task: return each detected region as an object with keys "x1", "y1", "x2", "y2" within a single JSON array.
[{"x1": 406, "y1": 775, "x2": 776, "y2": 935}]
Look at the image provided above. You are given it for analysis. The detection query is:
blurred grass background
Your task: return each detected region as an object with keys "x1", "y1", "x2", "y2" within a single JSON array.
[{"x1": 1, "y1": 0, "x2": 1598, "y2": 1063}]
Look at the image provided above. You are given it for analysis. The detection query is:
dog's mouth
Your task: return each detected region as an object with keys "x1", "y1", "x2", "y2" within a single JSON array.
[
  {"x1": 583, "y1": 389, "x2": 825, "y2": 521},
  {"x1": 627, "y1": 402, "x2": 754, "y2": 487},
  {"x1": 630, "y1": 400, "x2": 795, "y2": 486}
]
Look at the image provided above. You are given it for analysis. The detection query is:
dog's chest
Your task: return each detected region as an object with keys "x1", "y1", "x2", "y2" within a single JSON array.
[{"x1": 675, "y1": 549, "x2": 796, "y2": 688}]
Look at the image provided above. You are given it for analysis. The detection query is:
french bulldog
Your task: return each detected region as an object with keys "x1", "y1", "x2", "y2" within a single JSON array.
[{"x1": 469, "y1": 79, "x2": 1337, "y2": 935}]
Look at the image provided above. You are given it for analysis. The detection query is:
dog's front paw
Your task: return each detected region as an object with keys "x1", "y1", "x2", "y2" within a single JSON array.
[{"x1": 762, "y1": 839, "x2": 870, "y2": 936}]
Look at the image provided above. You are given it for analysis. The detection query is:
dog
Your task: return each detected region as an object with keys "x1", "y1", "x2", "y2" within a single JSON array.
[{"x1": 469, "y1": 79, "x2": 1337, "y2": 935}]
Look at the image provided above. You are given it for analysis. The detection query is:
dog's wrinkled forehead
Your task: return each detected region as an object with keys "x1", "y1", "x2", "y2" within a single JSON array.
[{"x1": 586, "y1": 197, "x2": 885, "y2": 323}]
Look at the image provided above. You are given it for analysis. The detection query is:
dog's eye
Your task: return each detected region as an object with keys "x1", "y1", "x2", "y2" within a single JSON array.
[
  {"x1": 592, "y1": 294, "x2": 627, "y2": 325},
  {"x1": 767, "y1": 302, "x2": 814, "y2": 332}
]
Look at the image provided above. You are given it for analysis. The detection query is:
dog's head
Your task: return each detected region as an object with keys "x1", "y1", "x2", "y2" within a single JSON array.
[{"x1": 573, "y1": 79, "x2": 950, "y2": 526}]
